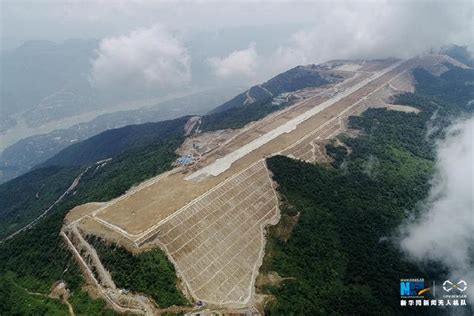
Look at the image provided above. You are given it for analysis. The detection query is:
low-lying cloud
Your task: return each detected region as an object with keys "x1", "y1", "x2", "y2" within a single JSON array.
[
  {"x1": 81, "y1": 1, "x2": 474, "y2": 87},
  {"x1": 270, "y1": 1, "x2": 473, "y2": 72},
  {"x1": 9, "y1": 1, "x2": 472, "y2": 90},
  {"x1": 208, "y1": 43, "x2": 258, "y2": 79},
  {"x1": 399, "y1": 117, "x2": 474, "y2": 304},
  {"x1": 90, "y1": 25, "x2": 190, "y2": 92}
]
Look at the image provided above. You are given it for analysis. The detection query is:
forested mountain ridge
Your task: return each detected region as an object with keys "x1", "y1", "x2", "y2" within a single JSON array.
[
  {"x1": 259, "y1": 65, "x2": 474, "y2": 315},
  {"x1": 0, "y1": 60, "x2": 335, "y2": 185},
  {"x1": 0, "y1": 87, "x2": 238, "y2": 184},
  {"x1": 0, "y1": 129, "x2": 185, "y2": 313},
  {"x1": 40, "y1": 116, "x2": 190, "y2": 168},
  {"x1": 209, "y1": 64, "x2": 333, "y2": 114},
  {"x1": 0, "y1": 121, "x2": 186, "y2": 240},
  {"x1": 0, "y1": 116, "x2": 190, "y2": 239}
]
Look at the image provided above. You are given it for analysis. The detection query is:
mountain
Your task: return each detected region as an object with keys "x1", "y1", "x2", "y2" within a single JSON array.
[
  {"x1": 0, "y1": 165, "x2": 81, "y2": 240},
  {"x1": 440, "y1": 45, "x2": 474, "y2": 68},
  {"x1": 0, "y1": 58, "x2": 348, "y2": 246},
  {"x1": 40, "y1": 117, "x2": 189, "y2": 168},
  {"x1": 260, "y1": 66, "x2": 474, "y2": 313},
  {"x1": 0, "y1": 39, "x2": 98, "y2": 130},
  {"x1": 31, "y1": 63, "x2": 338, "y2": 169},
  {"x1": 210, "y1": 64, "x2": 337, "y2": 113},
  {"x1": 0, "y1": 60, "x2": 340, "y2": 239},
  {"x1": 0, "y1": 87, "x2": 238, "y2": 184},
  {"x1": 1, "y1": 56, "x2": 473, "y2": 314},
  {"x1": 0, "y1": 63, "x2": 338, "y2": 184},
  {"x1": 0, "y1": 116, "x2": 189, "y2": 240},
  {"x1": 0, "y1": 134, "x2": 185, "y2": 313}
]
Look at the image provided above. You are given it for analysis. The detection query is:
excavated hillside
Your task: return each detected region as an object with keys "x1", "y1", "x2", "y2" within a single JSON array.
[{"x1": 62, "y1": 54, "x2": 470, "y2": 314}]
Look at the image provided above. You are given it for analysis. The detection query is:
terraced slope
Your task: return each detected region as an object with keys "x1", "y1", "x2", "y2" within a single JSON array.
[{"x1": 60, "y1": 55, "x2": 470, "y2": 313}]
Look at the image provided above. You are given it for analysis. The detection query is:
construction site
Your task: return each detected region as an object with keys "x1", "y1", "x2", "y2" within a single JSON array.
[{"x1": 62, "y1": 55, "x2": 466, "y2": 314}]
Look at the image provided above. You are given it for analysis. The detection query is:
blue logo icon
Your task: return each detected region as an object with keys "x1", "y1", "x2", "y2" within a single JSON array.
[{"x1": 400, "y1": 279, "x2": 429, "y2": 296}]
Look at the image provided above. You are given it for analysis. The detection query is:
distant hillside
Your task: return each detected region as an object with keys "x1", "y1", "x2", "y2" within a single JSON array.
[
  {"x1": 413, "y1": 66, "x2": 474, "y2": 108},
  {"x1": 40, "y1": 116, "x2": 189, "y2": 167},
  {"x1": 440, "y1": 45, "x2": 474, "y2": 68},
  {"x1": 210, "y1": 65, "x2": 331, "y2": 114},
  {"x1": 0, "y1": 115, "x2": 189, "y2": 238},
  {"x1": 0, "y1": 62, "x2": 335, "y2": 184},
  {"x1": 0, "y1": 39, "x2": 98, "y2": 128},
  {"x1": 0, "y1": 87, "x2": 238, "y2": 184}
]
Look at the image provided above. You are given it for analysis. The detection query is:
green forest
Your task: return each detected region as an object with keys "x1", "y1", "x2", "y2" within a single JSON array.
[
  {"x1": 87, "y1": 236, "x2": 188, "y2": 308},
  {"x1": 201, "y1": 97, "x2": 282, "y2": 132},
  {"x1": 0, "y1": 129, "x2": 186, "y2": 314},
  {"x1": 260, "y1": 66, "x2": 473, "y2": 315},
  {"x1": 0, "y1": 166, "x2": 80, "y2": 238}
]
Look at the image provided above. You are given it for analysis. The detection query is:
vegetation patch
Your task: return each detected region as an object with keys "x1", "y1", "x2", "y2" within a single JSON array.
[
  {"x1": 0, "y1": 125, "x2": 185, "y2": 313},
  {"x1": 0, "y1": 166, "x2": 80, "y2": 239},
  {"x1": 201, "y1": 98, "x2": 283, "y2": 132},
  {"x1": 87, "y1": 236, "x2": 188, "y2": 308},
  {"x1": 0, "y1": 272, "x2": 70, "y2": 315}
]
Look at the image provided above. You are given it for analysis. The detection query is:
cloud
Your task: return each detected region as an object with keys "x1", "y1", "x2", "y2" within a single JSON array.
[
  {"x1": 271, "y1": 1, "x2": 474, "y2": 71},
  {"x1": 3, "y1": 1, "x2": 474, "y2": 98},
  {"x1": 4, "y1": 1, "x2": 473, "y2": 80},
  {"x1": 208, "y1": 43, "x2": 258, "y2": 79},
  {"x1": 90, "y1": 25, "x2": 190, "y2": 91},
  {"x1": 399, "y1": 117, "x2": 474, "y2": 305}
]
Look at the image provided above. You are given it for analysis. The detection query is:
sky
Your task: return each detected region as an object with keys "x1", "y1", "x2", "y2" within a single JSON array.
[{"x1": 2, "y1": 0, "x2": 473, "y2": 91}]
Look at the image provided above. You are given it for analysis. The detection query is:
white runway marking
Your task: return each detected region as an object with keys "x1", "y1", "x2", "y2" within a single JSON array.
[{"x1": 185, "y1": 60, "x2": 403, "y2": 180}]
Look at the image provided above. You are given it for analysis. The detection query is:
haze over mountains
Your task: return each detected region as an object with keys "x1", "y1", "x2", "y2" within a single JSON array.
[
  {"x1": 0, "y1": 23, "x2": 308, "y2": 183},
  {"x1": 0, "y1": 87, "x2": 239, "y2": 183},
  {"x1": 1, "y1": 44, "x2": 472, "y2": 184},
  {"x1": 0, "y1": 23, "x2": 306, "y2": 140},
  {"x1": 1, "y1": 0, "x2": 472, "y2": 185}
]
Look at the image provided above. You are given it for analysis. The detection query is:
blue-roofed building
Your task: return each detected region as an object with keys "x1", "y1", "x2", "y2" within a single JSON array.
[{"x1": 177, "y1": 154, "x2": 194, "y2": 166}]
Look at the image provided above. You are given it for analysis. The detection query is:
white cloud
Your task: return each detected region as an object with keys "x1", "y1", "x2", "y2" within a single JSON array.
[
  {"x1": 208, "y1": 43, "x2": 258, "y2": 79},
  {"x1": 270, "y1": 1, "x2": 474, "y2": 72},
  {"x1": 90, "y1": 25, "x2": 190, "y2": 91},
  {"x1": 3, "y1": 1, "x2": 474, "y2": 96},
  {"x1": 399, "y1": 117, "x2": 474, "y2": 305},
  {"x1": 4, "y1": 1, "x2": 473, "y2": 81}
]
